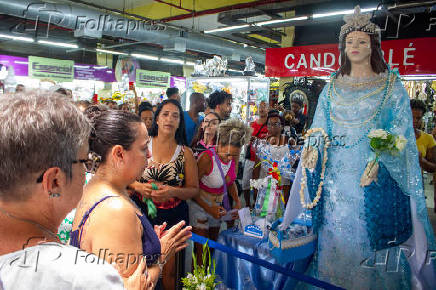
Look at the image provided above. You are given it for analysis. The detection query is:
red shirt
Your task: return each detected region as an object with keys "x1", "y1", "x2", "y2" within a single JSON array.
[{"x1": 249, "y1": 120, "x2": 268, "y2": 161}]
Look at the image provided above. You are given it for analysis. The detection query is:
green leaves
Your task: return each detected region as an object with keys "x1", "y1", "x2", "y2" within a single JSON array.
[
  {"x1": 182, "y1": 241, "x2": 220, "y2": 290},
  {"x1": 369, "y1": 131, "x2": 403, "y2": 155}
]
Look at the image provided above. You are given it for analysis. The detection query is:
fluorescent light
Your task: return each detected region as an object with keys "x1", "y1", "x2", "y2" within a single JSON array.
[
  {"x1": 106, "y1": 71, "x2": 113, "y2": 74},
  {"x1": 38, "y1": 40, "x2": 78, "y2": 48},
  {"x1": 161, "y1": 58, "x2": 184, "y2": 65},
  {"x1": 131, "y1": 53, "x2": 159, "y2": 61},
  {"x1": 0, "y1": 33, "x2": 34, "y2": 42},
  {"x1": 205, "y1": 24, "x2": 249, "y2": 34},
  {"x1": 93, "y1": 66, "x2": 108, "y2": 69},
  {"x1": 14, "y1": 61, "x2": 28, "y2": 64},
  {"x1": 314, "y1": 76, "x2": 330, "y2": 80},
  {"x1": 96, "y1": 48, "x2": 128, "y2": 55},
  {"x1": 257, "y1": 16, "x2": 308, "y2": 26},
  {"x1": 402, "y1": 75, "x2": 436, "y2": 80},
  {"x1": 74, "y1": 65, "x2": 90, "y2": 69},
  {"x1": 313, "y1": 7, "x2": 376, "y2": 19},
  {"x1": 228, "y1": 69, "x2": 241, "y2": 72},
  {"x1": 185, "y1": 61, "x2": 196, "y2": 66}
]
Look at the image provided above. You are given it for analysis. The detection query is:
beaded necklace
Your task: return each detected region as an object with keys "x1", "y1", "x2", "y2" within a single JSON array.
[
  {"x1": 324, "y1": 70, "x2": 396, "y2": 149},
  {"x1": 331, "y1": 78, "x2": 387, "y2": 107}
]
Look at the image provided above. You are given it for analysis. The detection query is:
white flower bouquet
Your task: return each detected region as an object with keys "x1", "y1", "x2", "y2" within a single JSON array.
[
  {"x1": 182, "y1": 242, "x2": 220, "y2": 290},
  {"x1": 368, "y1": 129, "x2": 407, "y2": 153},
  {"x1": 361, "y1": 129, "x2": 407, "y2": 186}
]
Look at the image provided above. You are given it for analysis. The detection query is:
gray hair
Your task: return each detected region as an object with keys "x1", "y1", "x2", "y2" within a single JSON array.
[
  {"x1": 217, "y1": 119, "x2": 252, "y2": 148},
  {"x1": 0, "y1": 93, "x2": 91, "y2": 200}
]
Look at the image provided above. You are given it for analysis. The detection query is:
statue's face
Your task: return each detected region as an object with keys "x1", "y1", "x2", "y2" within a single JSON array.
[{"x1": 345, "y1": 31, "x2": 371, "y2": 65}]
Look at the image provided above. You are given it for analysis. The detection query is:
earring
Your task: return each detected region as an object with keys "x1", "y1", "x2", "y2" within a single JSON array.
[{"x1": 49, "y1": 192, "x2": 61, "y2": 198}]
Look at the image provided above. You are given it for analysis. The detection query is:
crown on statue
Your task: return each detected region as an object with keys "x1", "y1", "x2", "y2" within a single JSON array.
[{"x1": 339, "y1": 6, "x2": 380, "y2": 43}]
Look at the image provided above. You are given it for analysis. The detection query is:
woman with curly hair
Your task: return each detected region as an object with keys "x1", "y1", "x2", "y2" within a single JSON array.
[{"x1": 191, "y1": 119, "x2": 251, "y2": 265}]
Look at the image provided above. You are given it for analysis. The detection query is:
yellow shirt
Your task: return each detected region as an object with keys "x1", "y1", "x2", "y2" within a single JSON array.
[{"x1": 416, "y1": 130, "x2": 436, "y2": 158}]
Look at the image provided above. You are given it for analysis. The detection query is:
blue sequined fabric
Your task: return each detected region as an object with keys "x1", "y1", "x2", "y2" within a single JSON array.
[
  {"x1": 305, "y1": 151, "x2": 324, "y2": 234},
  {"x1": 363, "y1": 162, "x2": 413, "y2": 251}
]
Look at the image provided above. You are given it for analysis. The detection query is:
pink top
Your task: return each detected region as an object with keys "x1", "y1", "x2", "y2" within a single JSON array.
[{"x1": 199, "y1": 149, "x2": 236, "y2": 194}]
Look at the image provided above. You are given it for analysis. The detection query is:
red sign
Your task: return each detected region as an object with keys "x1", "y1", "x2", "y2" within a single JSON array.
[{"x1": 265, "y1": 37, "x2": 436, "y2": 77}]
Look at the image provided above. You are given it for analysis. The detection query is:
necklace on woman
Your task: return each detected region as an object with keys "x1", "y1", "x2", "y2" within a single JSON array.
[{"x1": 0, "y1": 207, "x2": 59, "y2": 241}]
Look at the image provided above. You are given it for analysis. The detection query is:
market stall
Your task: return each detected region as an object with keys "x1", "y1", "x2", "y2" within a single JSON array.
[{"x1": 186, "y1": 76, "x2": 270, "y2": 123}]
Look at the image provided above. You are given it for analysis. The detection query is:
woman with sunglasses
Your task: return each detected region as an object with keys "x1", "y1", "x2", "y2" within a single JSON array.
[
  {"x1": 71, "y1": 106, "x2": 192, "y2": 289},
  {"x1": 129, "y1": 99, "x2": 199, "y2": 289},
  {"x1": 191, "y1": 119, "x2": 251, "y2": 265},
  {"x1": 190, "y1": 112, "x2": 221, "y2": 158}
]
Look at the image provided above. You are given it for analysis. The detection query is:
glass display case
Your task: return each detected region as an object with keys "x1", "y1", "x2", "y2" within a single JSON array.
[{"x1": 185, "y1": 76, "x2": 270, "y2": 123}]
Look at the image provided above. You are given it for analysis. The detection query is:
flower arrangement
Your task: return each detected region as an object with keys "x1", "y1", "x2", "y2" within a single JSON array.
[
  {"x1": 368, "y1": 129, "x2": 407, "y2": 154},
  {"x1": 182, "y1": 242, "x2": 220, "y2": 290},
  {"x1": 360, "y1": 129, "x2": 407, "y2": 186}
]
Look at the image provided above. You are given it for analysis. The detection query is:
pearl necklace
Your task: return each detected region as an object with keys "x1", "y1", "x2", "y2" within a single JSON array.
[
  {"x1": 331, "y1": 78, "x2": 387, "y2": 107},
  {"x1": 299, "y1": 128, "x2": 330, "y2": 209},
  {"x1": 328, "y1": 72, "x2": 396, "y2": 128},
  {"x1": 335, "y1": 75, "x2": 386, "y2": 88}
]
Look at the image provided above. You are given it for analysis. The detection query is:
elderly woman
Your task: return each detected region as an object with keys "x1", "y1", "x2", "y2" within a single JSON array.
[
  {"x1": 71, "y1": 106, "x2": 192, "y2": 289},
  {"x1": 0, "y1": 94, "x2": 143, "y2": 288},
  {"x1": 192, "y1": 119, "x2": 251, "y2": 265}
]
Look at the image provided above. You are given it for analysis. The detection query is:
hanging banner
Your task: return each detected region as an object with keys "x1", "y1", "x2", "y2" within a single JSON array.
[
  {"x1": 0, "y1": 55, "x2": 29, "y2": 76},
  {"x1": 265, "y1": 37, "x2": 436, "y2": 77},
  {"x1": 74, "y1": 64, "x2": 116, "y2": 82},
  {"x1": 136, "y1": 69, "x2": 170, "y2": 88},
  {"x1": 28, "y1": 56, "x2": 74, "y2": 82}
]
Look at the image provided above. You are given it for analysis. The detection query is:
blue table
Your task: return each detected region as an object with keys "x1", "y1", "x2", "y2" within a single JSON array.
[{"x1": 214, "y1": 229, "x2": 315, "y2": 290}]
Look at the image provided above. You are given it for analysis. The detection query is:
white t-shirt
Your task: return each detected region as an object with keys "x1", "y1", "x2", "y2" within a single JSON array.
[{"x1": 0, "y1": 243, "x2": 124, "y2": 289}]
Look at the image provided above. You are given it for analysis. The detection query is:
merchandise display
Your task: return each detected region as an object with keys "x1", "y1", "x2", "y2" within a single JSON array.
[{"x1": 187, "y1": 76, "x2": 270, "y2": 122}]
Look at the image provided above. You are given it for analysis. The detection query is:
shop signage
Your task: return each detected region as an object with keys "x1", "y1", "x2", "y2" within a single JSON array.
[
  {"x1": 265, "y1": 37, "x2": 436, "y2": 77},
  {"x1": 28, "y1": 56, "x2": 74, "y2": 82},
  {"x1": 0, "y1": 55, "x2": 29, "y2": 76},
  {"x1": 74, "y1": 64, "x2": 116, "y2": 82},
  {"x1": 136, "y1": 69, "x2": 170, "y2": 88}
]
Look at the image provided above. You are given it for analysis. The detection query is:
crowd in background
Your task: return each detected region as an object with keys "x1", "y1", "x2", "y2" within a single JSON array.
[{"x1": 0, "y1": 84, "x2": 309, "y2": 289}]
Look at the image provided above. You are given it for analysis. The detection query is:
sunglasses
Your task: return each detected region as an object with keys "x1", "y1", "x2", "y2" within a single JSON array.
[{"x1": 36, "y1": 152, "x2": 102, "y2": 183}]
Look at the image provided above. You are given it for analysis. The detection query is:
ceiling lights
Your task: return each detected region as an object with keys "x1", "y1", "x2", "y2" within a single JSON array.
[
  {"x1": 96, "y1": 48, "x2": 128, "y2": 55},
  {"x1": 312, "y1": 7, "x2": 377, "y2": 19},
  {"x1": 161, "y1": 58, "x2": 185, "y2": 65},
  {"x1": 205, "y1": 24, "x2": 250, "y2": 34},
  {"x1": 257, "y1": 16, "x2": 308, "y2": 26},
  {"x1": 402, "y1": 75, "x2": 436, "y2": 80},
  {"x1": 0, "y1": 33, "x2": 34, "y2": 42},
  {"x1": 131, "y1": 53, "x2": 159, "y2": 61},
  {"x1": 37, "y1": 40, "x2": 78, "y2": 48}
]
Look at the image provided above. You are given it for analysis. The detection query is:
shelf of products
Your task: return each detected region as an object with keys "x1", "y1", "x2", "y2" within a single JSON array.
[{"x1": 186, "y1": 76, "x2": 270, "y2": 123}]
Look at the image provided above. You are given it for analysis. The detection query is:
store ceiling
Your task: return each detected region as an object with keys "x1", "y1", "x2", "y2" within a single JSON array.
[{"x1": 0, "y1": 0, "x2": 435, "y2": 74}]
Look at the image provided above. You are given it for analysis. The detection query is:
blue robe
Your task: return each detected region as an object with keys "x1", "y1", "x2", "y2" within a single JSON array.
[{"x1": 282, "y1": 69, "x2": 436, "y2": 289}]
